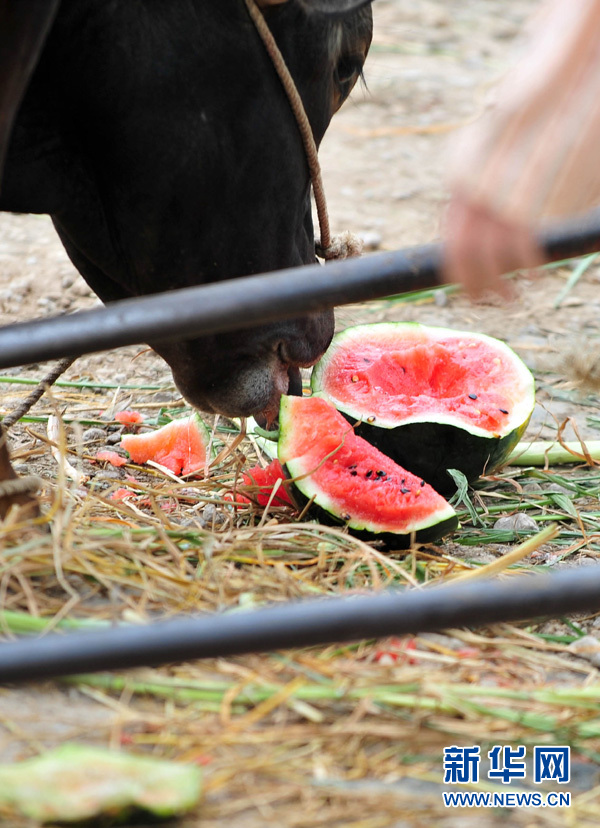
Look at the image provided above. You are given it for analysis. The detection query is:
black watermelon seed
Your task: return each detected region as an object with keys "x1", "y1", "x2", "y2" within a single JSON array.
[
  {"x1": 366, "y1": 470, "x2": 373, "y2": 478},
  {"x1": 420, "y1": 480, "x2": 425, "y2": 486},
  {"x1": 350, "y1": 470, "x2": 357, "y2": 476},
  {"x1": 401, "y1": 487, "x2": 411, "y2": 494},
  {"x1": 499, "y1": 408, "x2": 509, "y2": 414},
  {"x1": 342, "y1": 513, "x2": 351, "y2": 521},
  {"x1": 349, "y1": 464, "x2": 357, "y2": 469},
  {"x1": 468, "y1": 393, "x2": 478, "y2": 400}
]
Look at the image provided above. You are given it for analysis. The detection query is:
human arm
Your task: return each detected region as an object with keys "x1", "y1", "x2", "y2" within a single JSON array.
[{"x1": 443, "y1": 0, "x2": 600, "y2": 297}]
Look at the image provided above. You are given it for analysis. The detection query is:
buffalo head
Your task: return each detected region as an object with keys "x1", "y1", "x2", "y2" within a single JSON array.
[{"x1": 0, "y1": 0, "x2": 372, "y2": 420}]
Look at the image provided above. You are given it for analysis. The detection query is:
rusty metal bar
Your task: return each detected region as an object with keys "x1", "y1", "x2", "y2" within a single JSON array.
[{"x1": 0, "y1": 211, "x2": 598, "y2": 369}]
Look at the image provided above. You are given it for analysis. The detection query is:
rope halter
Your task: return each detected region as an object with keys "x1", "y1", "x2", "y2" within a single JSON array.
[{"x1": 243, "y1": 0, "x2": 363, "y2": 261}]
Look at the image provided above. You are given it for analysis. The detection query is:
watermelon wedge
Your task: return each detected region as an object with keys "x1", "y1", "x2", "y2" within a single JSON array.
[
  {"x1": 278, "y1": 395, "x2": 458, "y2": 547},
  {"x1": 121, "y1": 413, "x2": 213, "y2": 476},
  {"x1": 311, "y1": 322, "x2": 535, "y2": 493}
]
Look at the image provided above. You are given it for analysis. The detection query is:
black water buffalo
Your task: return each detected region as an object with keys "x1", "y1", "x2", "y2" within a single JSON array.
[{"x1": 0, "y1": 0, "x2": 373, "y2": 420}]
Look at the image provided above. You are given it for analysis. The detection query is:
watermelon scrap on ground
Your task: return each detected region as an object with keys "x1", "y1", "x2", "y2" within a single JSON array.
[
  {"x1": 110, "y1": 487, "x2": 136, "y2": 501},
  {"x1": 114, "y1": 410, "x2": 144, "y2": 424},
  {"x1": 0, "y1": 744, "x2": 202, "y2": 822},
  {"x1": 232, "y1": 459, "x2": 294, "y2": 507},
  {"x1": 121, "y1": 413, "x2": 212, "y2": 476},
  {"x1": 96, "y1": 450, "x2": 127, "y2": 467}
]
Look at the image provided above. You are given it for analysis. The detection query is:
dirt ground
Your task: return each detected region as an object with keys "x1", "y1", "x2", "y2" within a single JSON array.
[{"x1": 3, "y1": 1, "x2": 600, "y2": 826}]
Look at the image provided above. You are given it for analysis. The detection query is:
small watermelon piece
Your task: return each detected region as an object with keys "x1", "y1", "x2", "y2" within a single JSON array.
[
  {"x1": 278, "y1": 395, "x2": 457, "y2": 547},
  {"x1": 235, "y1": 459, "x2": 294, "y2": 507},
  {"x1": 96, "y1": 450, "x2": 127, "y2": 467},
  {"x1": 111, "y1": 487, "x2": 136, "y2": 501},
  {"x1": 120, "y1": 413, "x2": 212, "y2": 476},
  {"x1": 115, "y1": 410, "x2": 145, "y2": 425},
  {"x1": 311, "y1": 322, "x2": 535, "y2": 493}
]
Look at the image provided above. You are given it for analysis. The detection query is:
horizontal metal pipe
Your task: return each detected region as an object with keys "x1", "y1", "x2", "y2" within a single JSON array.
[
  {"x1": 0, "y1": 211, "x2": 598, "y2": 369},
  {"x1": 2, "y1": 565, "x2": 600, "y2": 683},
  {"x1": 2, "y1": 246, "x2": 441, "y2": 369}
]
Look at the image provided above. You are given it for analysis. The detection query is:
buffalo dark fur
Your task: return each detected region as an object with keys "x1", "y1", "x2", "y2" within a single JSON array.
[{"x1": 0, "y1": 0, "x2": 372, "y2": 418}]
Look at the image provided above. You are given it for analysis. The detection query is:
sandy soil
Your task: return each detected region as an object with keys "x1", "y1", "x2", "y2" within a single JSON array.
[{"x1": 3, "y1": 1, "x2": 600, "y2": 826}]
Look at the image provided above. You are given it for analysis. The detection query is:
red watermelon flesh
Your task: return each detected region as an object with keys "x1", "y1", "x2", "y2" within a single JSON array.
[
  {"x1": 316, "y1": 325, "x2": 533, "y2": 435},
  {"x1": 96, "y1": 450, "x2": 127, "y2": 468},
  {"x1": 120, "y1": 414, "x2": 211, "y2": 476},
  {"x1": 279, "y1": 396, "x2": 456, "y2": 534},
  {"x1": 235, "y1": 459, "x2": 294, "y2": 507},
  {"x1": 114, "y1": 410, "x2": 144, "y2": 425}
]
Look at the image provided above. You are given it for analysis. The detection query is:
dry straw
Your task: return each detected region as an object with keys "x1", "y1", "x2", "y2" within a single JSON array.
[{"x1": 1, "y1": 373, "x2": 600, "y2": 825}]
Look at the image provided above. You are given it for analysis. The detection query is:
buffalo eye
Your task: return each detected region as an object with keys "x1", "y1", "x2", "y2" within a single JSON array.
[
  {"x1": 333, "y1": 53, "x2": 364, "y2": 111},
  {"x1": 336, "y1": 53, "x2": 362, "y2": 85}
]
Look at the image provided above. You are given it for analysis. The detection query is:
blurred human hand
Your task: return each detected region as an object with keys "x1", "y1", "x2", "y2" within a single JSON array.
[{"x1": 443, "y1": 191, "x2": 545, "y2": 300}]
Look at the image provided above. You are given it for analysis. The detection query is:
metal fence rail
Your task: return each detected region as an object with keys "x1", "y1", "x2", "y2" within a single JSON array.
[
  {"x1": 0, "y1": 210, "x2": 598, "y2": 369},
  {"x1": 1, "y1": 565, "x2": 600, "y2": 683}
]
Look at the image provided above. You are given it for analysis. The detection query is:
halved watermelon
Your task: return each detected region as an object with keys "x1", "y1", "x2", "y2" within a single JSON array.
[
  {"x1": 311, "y1": 322, "x2": 535, "y2": 493},
  {"x1": 121, "y1": 413, "x2": 213, "y2": 476},
  {"x1": 278, "y1": 395, "x2": 458, "y2": 547}
]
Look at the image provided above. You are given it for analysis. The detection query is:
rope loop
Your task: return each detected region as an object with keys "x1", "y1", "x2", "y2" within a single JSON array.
[{"x1": 316, "y1": 231, "x2": 364, "y2": 260}]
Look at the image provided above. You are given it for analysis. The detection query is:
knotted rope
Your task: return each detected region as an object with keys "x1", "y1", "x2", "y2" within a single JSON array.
[{"x1": 243, "y1": 0, "x2": 363, "y2": 260}]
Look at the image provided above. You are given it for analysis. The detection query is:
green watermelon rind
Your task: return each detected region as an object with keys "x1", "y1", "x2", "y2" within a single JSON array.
[
  {"x1": 284, "y1": 456, "x2": 458, "y2": 546},
  {"x1": 278, "y1": 396, "x2": 459, "y2": 548},
  {"x1": 311, "y1": 322, "x2": 535, "y2": 493},
  {"x1": 352, "y1": 417, "x2": 530, "y2": 496},
  {"x1": 191, "y1": 411, "x2": 215, "y2": 456}
]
